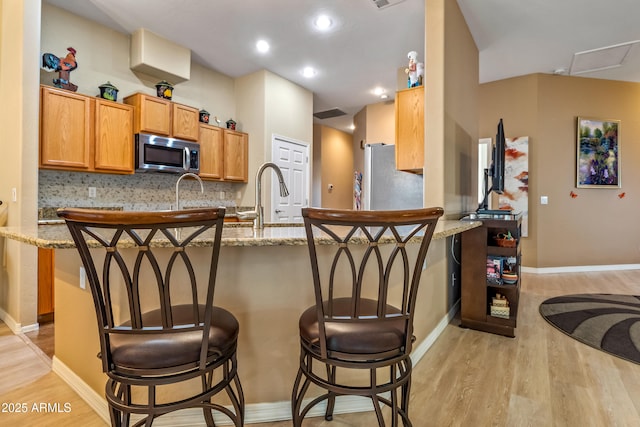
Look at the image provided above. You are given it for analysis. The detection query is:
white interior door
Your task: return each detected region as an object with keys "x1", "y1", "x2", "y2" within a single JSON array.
[{"x1": 271, "y1": 135, "x2": 309, "y2": 223}]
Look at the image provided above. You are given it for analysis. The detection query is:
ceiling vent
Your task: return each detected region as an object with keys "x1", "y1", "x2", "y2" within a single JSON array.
[
  {"x1": 569, "y1": 40, "x2": 640, "y2": 76},
  {"x1": 371, "y1": 0, "x2": 406, "y2": 10},
  {"x1": 313, "y1": 108, "x2": 347, "y2": 120}
]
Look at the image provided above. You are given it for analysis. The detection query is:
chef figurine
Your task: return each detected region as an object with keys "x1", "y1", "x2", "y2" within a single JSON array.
[{"x1": 405, "y1": 51, "x2": 422, "y2": 87}]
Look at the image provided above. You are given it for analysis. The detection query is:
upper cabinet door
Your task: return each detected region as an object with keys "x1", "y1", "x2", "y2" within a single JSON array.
[
  {"x1": 223, "y1": 129, "x2": 248, "y2": 182},
  {"x1": 395, "y1": 86, "x2": 424, "y2": 173},
  {"x1": 172, "y1": 103, "x2": 199, "y2": 141},
  {"x1": 198, "y1": 124, "x2": 223, "y2": 180},
  {"x1": 40, "y1": 86, "x2": 92, "y2": 170},
  {"x1": 124, "y1": 93, "x2": 171, "y2": 136},
  {"x1": 94, "y1": 99, "x2": 134, "y2": 173}
]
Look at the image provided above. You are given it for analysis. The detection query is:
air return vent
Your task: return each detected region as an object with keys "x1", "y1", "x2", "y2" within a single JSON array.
[
  {"x1": 313, "y1": 108, "x2": 347, "y2": 120},
  {"x1": 371, "y1": 0, "x2": 406, "y2": 10},
  {"x1": 569, "y1": 40, "x2": 640, "y2": 75}
]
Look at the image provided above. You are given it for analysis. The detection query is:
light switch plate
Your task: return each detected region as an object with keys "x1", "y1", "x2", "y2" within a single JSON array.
[{"x1": 541, "y1": 196, "x2": 548, "y2": 205}]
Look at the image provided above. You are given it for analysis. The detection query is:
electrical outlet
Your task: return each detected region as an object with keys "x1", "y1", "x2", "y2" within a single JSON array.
[
  {"x1": 11, "y1": 188, "x2": 16, "y2": 202},
  {"x1": 89, "y1": 187, "x2": 97, "y2": 198},
  {"x1": 79, "y1": 266, "x2": 86, "y2": 289},
  {"x1": 540, "y1": 195, "x2": 548, "y2": 205}
]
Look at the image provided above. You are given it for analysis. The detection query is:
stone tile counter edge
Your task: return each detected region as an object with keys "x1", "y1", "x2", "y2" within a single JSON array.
[{"x1": 0, "y1": 220, "x2": 480, "y2": 249}]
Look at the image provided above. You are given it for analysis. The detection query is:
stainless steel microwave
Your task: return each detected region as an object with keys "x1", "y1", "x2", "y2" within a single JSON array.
[{"x1": 135, "y1": 133, "x2": 200, "y2": 174}]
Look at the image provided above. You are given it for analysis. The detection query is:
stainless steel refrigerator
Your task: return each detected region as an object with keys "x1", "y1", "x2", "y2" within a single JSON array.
[{"x1": 362, "y1": 143, "x2": 423, "y2": 210}]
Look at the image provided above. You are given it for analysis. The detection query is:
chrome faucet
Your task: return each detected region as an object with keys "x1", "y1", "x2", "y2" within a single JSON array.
[
  {"x1": 175, "y1": 172, "x2": 204, "y2": 210},
  {"x1": 237, "y1": 162, "x2": 289, "y2": 229}
]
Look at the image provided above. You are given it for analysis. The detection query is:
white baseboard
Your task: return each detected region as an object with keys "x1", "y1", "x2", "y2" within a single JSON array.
[
  {"x1": 0, "y1": 306, "x2": 38, "y2": 334},
  {"x1": 52, "y1": 357, "x2": 111, "y2": 424},
  {"x1": 138, "y1": 396, "x2": 375, "y2": 426},
  {"x1": 411, "y1": 299, "x2": 460, "y2": 365},
  {"x1": 522, "y1": 264, "x2": 640, "y2": 274},
  {"x1": 0, "y1": 307, "x2": 40, "y2": 334},
  {"x1": 0, "y1": 307, "x2": 19, "y2": 332},
  {"x1": 21, "y1": 322, "x2": 40, "y2": 333},
  {"x1": 52, "y1": 304, "x2": 458, "y2": 425}
]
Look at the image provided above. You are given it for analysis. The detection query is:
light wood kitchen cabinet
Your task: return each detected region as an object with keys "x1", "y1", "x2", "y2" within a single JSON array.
[
  {"x1": 123, "y1": 93, "x2": 171, "y2": 136},
  {"x1": 395, "y1": 86, "x2": 424, "y2": 173},
  {"x1": 199, "y1": 125, "x2": 248, "y2": 182},
  {"x1": 223, "y1": 129, "x2": 249, "y2": 182},
  {"x1": 94, "y1": 99, "x2": 135, "y2": 173},
  {"x1": 123, "y1": 93, "x2": 199, "y2": 141},
  {"x1": 38, "y1": 248, "x2": 54, "y2": 323},
  {"x1": 199, "y1": 124, "x2": 224, "y2": 180},
  {"x1": 40, "y1": 85, "x2": 92, "y2": 170},
  {"x1": 172, "y1": 103, "x2": 199, "y2": 141},
  {"x1": 39, "y1": 85, "x2": 135, "y2": 174}
]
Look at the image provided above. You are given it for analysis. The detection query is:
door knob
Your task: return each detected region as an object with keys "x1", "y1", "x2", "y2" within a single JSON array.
[{"x1": 275, "y1": 209, "x2": 283, "y2": 213}]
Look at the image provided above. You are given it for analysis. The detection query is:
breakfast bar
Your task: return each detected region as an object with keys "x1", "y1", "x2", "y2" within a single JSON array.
[{"x1": 0, "y1": 218, "x2": 480, "y2": 423}]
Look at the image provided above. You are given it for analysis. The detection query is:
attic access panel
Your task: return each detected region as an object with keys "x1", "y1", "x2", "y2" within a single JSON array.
[
  {"x1": 371, "y1": 0, "x2": 407, "y2": 9},
  {"x1": 569, "y1": 40, "x2": 639, "y2": 75},
  {"x1": 313, "y1": 108, "x2": 347, "y2": 120}
]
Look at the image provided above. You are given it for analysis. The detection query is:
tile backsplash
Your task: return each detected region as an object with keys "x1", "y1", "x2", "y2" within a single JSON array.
[{"x1": 39, "y1": 170, "x2": 241, "y2": 214}]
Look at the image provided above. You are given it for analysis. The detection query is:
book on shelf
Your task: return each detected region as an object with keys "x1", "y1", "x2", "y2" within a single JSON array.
[{"x1": 486, "y1": 256, "x2": 504, "y2": 285}]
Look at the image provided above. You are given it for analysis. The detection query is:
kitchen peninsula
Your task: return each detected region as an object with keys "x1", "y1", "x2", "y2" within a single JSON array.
[{"x1": 0, "y1": 217, "x2": 479, "y2": 423}]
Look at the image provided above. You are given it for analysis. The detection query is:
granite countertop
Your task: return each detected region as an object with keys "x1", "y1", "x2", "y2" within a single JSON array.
[
  {"x1": 36, "y1": 206, "x2": 253, "y2": 225},
  {"x1": 0, "y1": 219, "x2": 480, "y2": 249}
]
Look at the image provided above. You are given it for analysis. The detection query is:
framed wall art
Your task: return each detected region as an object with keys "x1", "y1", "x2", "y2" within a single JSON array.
[
  {"x1": 499, "y1": 136, "x2": 529, "y2": 237},
  {"x1": 576, "y1": 117, "x2": 620, "y2": 188}
]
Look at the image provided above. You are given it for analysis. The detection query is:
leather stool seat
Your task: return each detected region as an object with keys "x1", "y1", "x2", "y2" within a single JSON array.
[
  {"x1": 111, "y1": 304, "x2": 239, "y2": 372},
  {"x1": 299, "y1": 298, "x2": 405, "y2": 359}
]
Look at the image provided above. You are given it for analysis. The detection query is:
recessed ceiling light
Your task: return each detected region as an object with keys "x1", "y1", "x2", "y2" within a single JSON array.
[
  {"x1": 256, "y1": 39, "x2": 270, "y2": 53},
  {"x1": 373, "y1": 87, "x2": 385, "y2": 96},
  {"x1": 314, "y1": 15, "x2": 333, "y2": 30},
  {"x1": 302, "y1": 66, "x2": 317, "y2": 78}
]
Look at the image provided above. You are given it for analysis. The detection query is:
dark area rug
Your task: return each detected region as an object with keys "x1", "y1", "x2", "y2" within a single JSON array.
[{"x1": 539, "y1": 293, "x2": 640, "y2": 364}]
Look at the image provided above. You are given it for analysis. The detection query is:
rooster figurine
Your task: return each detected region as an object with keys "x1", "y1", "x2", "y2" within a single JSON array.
[{"x1": 42, "y1": 47, "x2": 78, "y2": 92}]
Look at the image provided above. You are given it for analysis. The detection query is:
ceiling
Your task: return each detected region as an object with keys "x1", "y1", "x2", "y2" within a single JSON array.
[{"x1": 45, "y1": 0, "x2": 640, "y2": 134}]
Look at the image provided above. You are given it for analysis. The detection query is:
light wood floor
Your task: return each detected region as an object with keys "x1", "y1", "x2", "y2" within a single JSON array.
[
  {"x1": 2, "y1": 270, "x2": 640, "y2": 426},
  {"x1": 24, "y1": 320, "x2": 54, "y2": 359}
]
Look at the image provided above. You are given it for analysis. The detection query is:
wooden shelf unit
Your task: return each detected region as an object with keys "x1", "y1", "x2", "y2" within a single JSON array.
[{"x1": 460, "y1": 215, "x2": 522, "y2": 337}]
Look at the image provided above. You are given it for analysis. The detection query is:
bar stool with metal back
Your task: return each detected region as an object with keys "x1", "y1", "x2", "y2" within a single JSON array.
[
  {"x1": 292, "y1": 207, "x2": 444, "y2": 427},
  {"x1": 58, "y1": 207, "x2": 244, "y2": 427}
]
